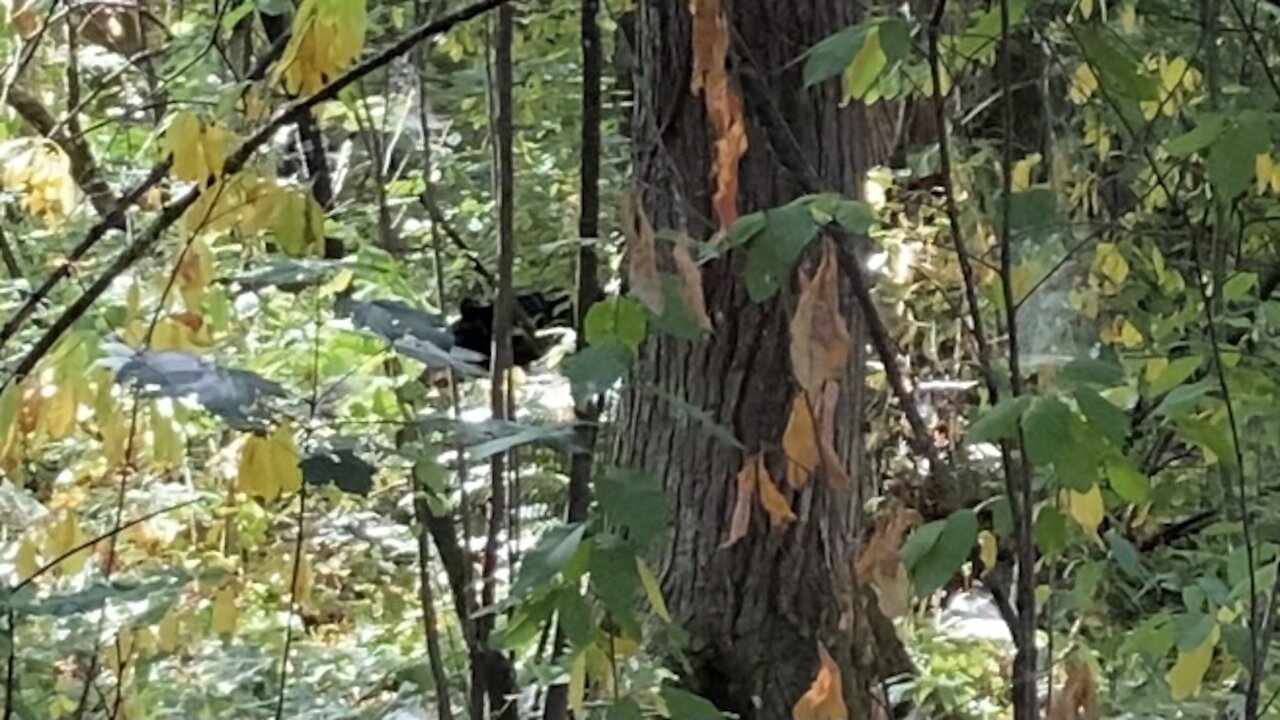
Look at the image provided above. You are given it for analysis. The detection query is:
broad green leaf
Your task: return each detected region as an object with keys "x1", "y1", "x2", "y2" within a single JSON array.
[
  {"x1": 1105, "y1": 456, "x2": 1149, "y2": 503},
  {"x1": 803, "y1": 25, "x2": 872, "y2": 88},
  {"x1": 1074, "y1": 388, "x2": 1129, "y2": 447},
  {"x1": 900, "y1": 519, "x2": 945, "y2": 569},
  {"x1": 1054, "y1": 437, "x2": 1100, "y2": 492},
  {"x1": 660, "y1": 686, "x2": 724, "y2": 720},
  {"x1": 1061, "y1": 357, "x2": 1125, "y2": 386},
  {"x1": 650, "y1": 273, "x2": 707, "y2": 341},
  {"x1": 596, "y1": 467, "x2": 667, "y2": 548},
  {"x1": 1022, "y1": 396, "x2": 1073, "y2": 466},
  {"x1": 834, "y1": 199, "x2": 875, "y2": 234},
  {"x1": 562, "y1": 341, "x2": 635, "y2": 405},
  {"x1": 844, "y1": 26, "x2": 887, "y2": 100},
  {"x1": 906, "y1": 509, "x2": 978, "y2": 598},
  {"x1": 557, "y1": 589, "x2": 594, "y2": 649},
  {"x1": 1034, "y1": 506, "x2": 1068, "y2": 558},
  {"x1": 1148, "y1": 355, "x2": 1203, "y2": 397},
  {"x1": 1222, "y1": 272, "x2": 1258, "y2": 301},
  {"x1": 1075, "y1": 27, "x2": 1159, "y2": 101},
  {"x1": 1006, "y1": 188, "x2": 1061, "y2": 244},
  {"x1": 609, "y1": 698, "x2": 645, "y2": 720},
  {"x1": 877, "y1": 18, "x2": 911, "y2": 63},
  {"x1": 1105, "y1": 529, "x2": 1145, "y2": 578},
  {"x1": 1167, "y1": 622, "x2": 1219, "y2": 700},
  {"x1": 585, "y1": 297, "x2": 648, "y2": 350},
  {"x1": 727, "y1": 211, "x2": 767, "y2": 246},
  {"x1": 589, "y1": 539, "x2": 642, "y2": 636},
  {"x1": 1207, "y1": 117, "x2": 1270, "y2": 201},
  {"x1": 1154, "y1": 381, "x2": 1213, "y2": 417},
  {"x1": 744, "y1": 203, "x2": 820, "y2": 302},
  {"x1": 1165, "y1": 114, "x2": 1227, "y2": 157},
  {"x1": 514, "y1": 523, "x2": 587, "y2": 597},
  {"x1": 966, "y1": 396, "x2": 1031, "y2": 443}
]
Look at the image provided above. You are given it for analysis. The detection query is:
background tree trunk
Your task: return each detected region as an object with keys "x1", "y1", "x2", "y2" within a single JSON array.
[{"x1": 617, "y1": 1, "x2": 911, "y2": 717}]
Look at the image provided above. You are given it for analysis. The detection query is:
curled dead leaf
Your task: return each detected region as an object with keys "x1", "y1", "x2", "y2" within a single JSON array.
[
  {"x1": 793, "y1": 643, "x2": 849, "y2": 720},
  {"x1": 855, "y1": 507, "x2": 923, "y2": 584},
  {"x1": 689, "y1": 0, "x2": 745, "y2": 230},
  {"x1": 783, "y1": 392, "x2": 820, "y2": 489},
  {"x1": 1047, "y1": 659, "x2": 1100, "y2": 720},
  {"x1": 790, "y1": 241, "x2": 851, "y2": 395},
  {"x1": 673, "y1": 231, "x2": 713, "y2": 331},
  {"x1": 755, "y1": 455, "x2": 796, "y2": 529},
  {"x1": 723, "y1": 452, "x2": 760, "y2": 547},
  {"x1": 624, "y1": 191, "x2": 664, "y2": 315},
  {"x1": 815, "y1": 381, "x2": 851, "y2": 489}
]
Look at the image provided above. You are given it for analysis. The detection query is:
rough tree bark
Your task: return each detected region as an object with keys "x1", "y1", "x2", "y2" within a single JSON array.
[{"x1": 616, "y1": 1, "x2": 911, "y2": 717}]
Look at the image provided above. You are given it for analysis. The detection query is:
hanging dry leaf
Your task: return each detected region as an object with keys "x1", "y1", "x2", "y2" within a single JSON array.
[
  {"x1": 815, "y1": 381, "x2": 851, "y2": 489},
  {"x1": 855, "y1": 507, "x2": 923, "y2": 584},
  {"x1": 755, "y1": 455, "x2": 796, "y2": 528},
  {"x1": 793, "y1": 644, "x2": 849, "y2": 720},
  {"x1": 624, "y1": 191, "x2": 664, "y2": 315},
  {"x1": 673, "y1": 231, "x2": 713, "y2": 331},
  {"x1": 870, "y1": 562, "x2": 911, "y2": 619},
  {"x1": 723, "y1": 452, "x2": 761, "y2": 547},
  {"x1": 689, "y1": 0, "x2": 746, "y2": 230},
  {"x1": 790, "y1": 241, "x2": 851, "y2": 394},
  {"x1": 1047, "y1": 659, "x2": 1100, "y2": 720},
  {"x1": 783, "y1": 392, "x2": 820, "y2": 489}
]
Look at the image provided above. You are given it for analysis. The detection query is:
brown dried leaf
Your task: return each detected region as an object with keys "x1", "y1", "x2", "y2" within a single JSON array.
[
  {"x1": 690, "y1": 0, "x2": 729, "y2": 96},
  {"x1": 870, "y1": 563, "x2": 911, "y2": 619},
  {"x1": 755, "y1": 455, "x2": 796, "y2": 528},
  {"x1": 783, "y1": 392, "x2": 820, "y2": 489},
  {"x1": 723, "y1": 452, "x2": 759, "y2": 547},
  {"x1": 673, "y1": 231, "x2": 713, "y2": 331},
  {"x1": 815, "y1": 381, "x2": 851, "y2": 489},
  {"x1": 689, "y1": 0, "x2": 746, "y2": 231},
  {"x1": 855, "y1": 507, "x2": 924, "y2": 584},
  {"x1": 790, "y1": 241, "x2": 851, "y2": 395},
  {"x1": 624, "y1": 191, "x2": 664, "y2": 315},
  {"x1": 793, "y1": 644, "x2": 849, "y2": 720},
  {"x1": 1047, "y1": 660, "x2": 1101, "y2": 720}
]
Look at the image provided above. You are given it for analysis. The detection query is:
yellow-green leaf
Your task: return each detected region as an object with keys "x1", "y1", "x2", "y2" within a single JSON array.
[
  {"x1": 1167, "y1": 623, "x2": 1219, "y2": 700},
  {"x1": 568, "y1": 650, "x2": 587, "y2": 717},
  {"x1": 636, "y1": 557, "x2": 672, "y2": 623},
  {"x1": 978, "y1": 530, "x2": 997, "y2": 576}
]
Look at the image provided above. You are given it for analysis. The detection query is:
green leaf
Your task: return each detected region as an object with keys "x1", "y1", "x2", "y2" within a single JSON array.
[
  {"x1": 1022, "y1": 396, "x2": 1073, "y2": 466},
  {"x1": 1223, "y1": 272, "x2": 1258, "y2": 301},
  {"x1": 609, "y1": 698, "x2": 645, "y2": 720},
  {"x1": 1207, "y1": 117, "x2": 1270, "y2": 201},
  {"x1": 589, "y1": 538, "x2": 642, "y2": 635},
  {"x1": 562, "y1": 341, "x2": 635, "y2": 405},
  {"x1": 651, "y1": 273, "x2": 708, "y2": 341},
  {"x1": 1165, "y1": 114, "x2": 1227, "y2": 157},
  {"x1": 727, "y1": 211, "x2": 767, "y2": 246},
  {"x1": 1074, "y1": 388, "x2": 1129, "y2": 447},
  {"x1": 906, "y1": 509, "x2": 978, "y2": 598},
  {"x1": 1054, "y1": 436, "x2": 1100, "y2": 492},
  {"x1": 585, "y1": 297, "x2": 648, "y2": 350},
  {"x1": 1148, "y1": 355, "x2": 1203, "y2": 397},
  {"x1": 835, "y1": 199, "x2": 876, "y2": 234},
  {"x1": 1034, "y1": 506, "x2": 1068, "y2": 558},
  {"x1": 877, "y1": 18, "x2": 911, "y2": 63},
  {"x1": 803, "y1": 25, "x2": 872, "y2": 88},
  {"x1": 1176, "y1": 613, "x2": 1216, "y2": 651},
  {"x1": 514, "y1": 523, "x2": 587, "y2": 597},
  {"x1": 844, "y1": 26, "x2": 887, "y2": 100},
  {"x1": 1061, "y1": 357, "x2": 1125, "y2": 386},
  {"x1": 596, "y1": 467, "x2": 668, "y2": 548},
  {"x1": 1105, "y1": 456, "x2": 1150, "y2": 503},
  {"x1": 659, "y1": 687, "x2": 724, "y2": 720},
  {"x1": 493, "y1": 594, "x2": 556, "y2": 650},
  {"x1": 744, "y1": 203, "x2": 820, "y2": 302},
  {"x1": 900, "y1": 519, "x2": 945, "y2": 569},
  {"x1": 1105, "y1": 529, "x2": 1145, "y2": 578},
  {"x1": 966, "y1": 396, "x2": 1031, "y2": 443},
  {"x1": 557, "y1": 588, "x2": 594, "y2": 649},
  {"x1": 1154, "y1": 381, "x2": 1214, "y2": 417},
  {"x1": 1006, "y1": 188, "x2": 1061, "y2": 244},
  {"x1": 1075, "y1": 27, "x2": 1159, "y2": 101}
]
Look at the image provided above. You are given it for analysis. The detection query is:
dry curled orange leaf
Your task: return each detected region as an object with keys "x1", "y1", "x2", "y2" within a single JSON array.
[
  {"x1": 755, "y1": 456, "x2": 795, "y2": 529},
  {"x1": 673, "y1": 231, "x2": 713, "y2": 331},
  {"x1": 790, "y1": 241, "x2": 851, "y2": 395},
  {"x1": 689, "y1": 0, "x2": 746, "y2": 230},
  {"x1": 783, "y1": 392, "x2": 820, "y2": 489},
  {"x1": 814, "y1": 381, "x2": 851, "y2": 489},
  {"x1": 1047, "y1": 659, "x2": 1101, "y2": 720},
  {"x1": 624, "y1": 191, "x2": 664, "y2": 315},
  {"x1": 793, "y1": 643, "x2": 849, "y2": 720}
]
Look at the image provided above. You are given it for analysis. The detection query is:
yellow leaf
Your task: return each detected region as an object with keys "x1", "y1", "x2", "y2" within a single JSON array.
[
  {"x1": 793, "y1": 644, "x2": 848, "y2": 720},
  {"x1": 1064, "y1": 484, "x2": 1106, "y2": 541},
  {"x1": 1166, "y1": 623, "x2": 1219, "y2": 700},
  {"x1": 15, "y1": 538, "x2": 39, "y2": 582},
  {"x1": 978, "y1": 530, "x2": 998, "y2": 576},
  {"x1": 1101, "y1": 316, "x2": 1143, "y2": 348},
  {"x1": 783, "y1": 392, "x2": 820, "y2": 489},
  {"x1": 1120, "y1": 3, "x2": 1137, "y2": 34},
  {"x1": 1092, "y1": 242, "x2": 1130, "y2": 288},
  {"x1": 237, "y1": 433, "x2": 276, "y2": 500},
  {"x1": 176, "y1": 238, "x2": 215, "y2": 313},
  {"x1": 44, "y1": 513, "x2": 91, "y2": 576},
  {"x1": 40, "y1": 382, "x2": 77, "y2": 440},
  {"x1": 1079, "y1": 0, "x2": 1095, "y2": 19},
  {"x1": 265, "y1": 425, "x2": 303, "y2": 496},
  {"x1": 271, "y1": 189, "x2": 326, "y2": 257},
  {"x1": 790, "y1": 241, "x2": 851, "y2": 394},
  {"x1": 636, "y1": 557, "x2": 672, "y2": 623},
  {"x1": 1011, "y1": 153, "x2": 1042, "y2": 192},
  {"x1": 1144, "y1": 357, "x2": 1169, "y2": 384},
  {"x1": 624, "y1": 191, "x2": 664, "y2": 315},
  {"x1": 292, "y1": 552, "x2": 313, "y2": 608},
  {"x1": 567, "y1": 650, "x2": 587, "y2": 717},
  {"x1": 1256, "y1": 154, "x2": 1274, "y2": 195},
  {"x1": 211, "y1": 587, "x2": 238, "y2": 637},
  {"x1": 157, "y1": 611, "x2": 181, "y2": 653},
  {"x1": 1069, "y1": 64, "x2": 1099, "y2": 104}
]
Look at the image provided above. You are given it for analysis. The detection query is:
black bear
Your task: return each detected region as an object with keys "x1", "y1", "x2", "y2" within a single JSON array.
[{"x1": 450, "y1": 292, "x2": 574, "y2": 368}]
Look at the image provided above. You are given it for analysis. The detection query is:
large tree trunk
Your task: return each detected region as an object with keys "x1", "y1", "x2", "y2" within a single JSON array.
[{"x1": 617, "y1": 1, "x2": 911, "y2": 717}]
